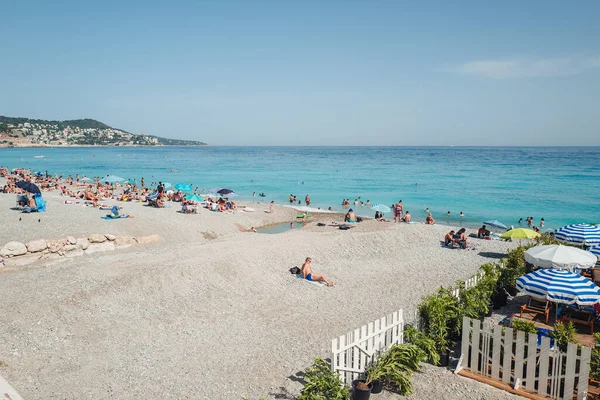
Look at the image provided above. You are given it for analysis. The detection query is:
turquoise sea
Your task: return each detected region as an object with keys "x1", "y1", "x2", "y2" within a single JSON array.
[{"x1": 1, "y1": 146, "x2": 599, "y2": 230}]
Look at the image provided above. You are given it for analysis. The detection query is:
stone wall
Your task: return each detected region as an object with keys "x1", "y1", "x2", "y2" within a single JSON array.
[{"x1": 0, "y1": 234, "x2": 160, "y2": 270}]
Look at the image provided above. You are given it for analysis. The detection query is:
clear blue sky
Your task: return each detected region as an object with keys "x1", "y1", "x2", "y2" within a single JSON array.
[{"x1": 1, "y1": 0, "x2": 599, "y2": 145}]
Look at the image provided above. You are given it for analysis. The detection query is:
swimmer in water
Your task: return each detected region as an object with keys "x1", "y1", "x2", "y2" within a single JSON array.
[
  {"x1": 446, "y1": 211, "x2": 451, "y2": 217},
  {"x1": 425, "y1": 207, "x2": 429, "y2": 213},
  {"x1": 460, "y1": 211, "x2": 464, "y2": 218}
]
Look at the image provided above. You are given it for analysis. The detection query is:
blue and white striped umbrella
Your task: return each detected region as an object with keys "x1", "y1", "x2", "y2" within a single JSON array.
[
  {"x1": 371, "y1": 204, "x2": 391, "y2": 213},
  {"x1": 555, "y1": 223, "x2": 600, "y2": 245},
  {"x1": 589, "y1": 246, "x2": 600, "y2": 259},
  {"x1": 516, "y1": 269, "x2": 600, "y2": 306}
]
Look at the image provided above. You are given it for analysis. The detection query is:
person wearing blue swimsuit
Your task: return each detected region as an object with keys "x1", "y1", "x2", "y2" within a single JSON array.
[{"x1": 301, "y1": 257, "x2": 335, "y2": 286}]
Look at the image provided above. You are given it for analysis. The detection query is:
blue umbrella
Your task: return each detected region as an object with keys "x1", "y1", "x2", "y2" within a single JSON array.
[
  {"x1": 371, "y1": 204, "x2": 391, "y2": 213},
  {"x1": 174, "y1": 183, "x2": 193, "y2": 192},
  {"x1": 102, "y1": 175, "x2": 125, "y2": 184},
  {"x1": 163, "y1": 182, "x2": 172, "y2": 189},
  {"x1": 516, "y1": 269, "x2": 600, "y2": 306},
  {"x1": 483, "y1": 220, "x2": 507, "y2": 230},
  {"x1": 185, "y1": 194, "x2": 204, "y2": 203},
  {"x1": 217, "y1": 188, "x2": 235, "y2": 196},
  {"x1": 589, "y1": 246, "x2": 600, "y2": 259},
  {"x1": 555, "y1": 223, "x2": 600, "y2": 245}
]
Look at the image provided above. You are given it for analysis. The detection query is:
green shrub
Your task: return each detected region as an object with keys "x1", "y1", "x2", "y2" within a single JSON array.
[
  {"x1": 510, "y1": 319, "x2": 538, "y2": 334},
  {"x1": 496, "y1": 246, "x2": 528, "y2": 295},
  {"x1": 366, "y1": 344, "x2": 427, "y2": 396},
  {"x1": 404, "y1": 325, "x2": 440, "y2": 365},
  {"x1": 550, "y1": 321, "x2": 577, "y2": 352},
  {"x1": 590, "y1": 333, "x2": 600, "y2": 381},
  {"x1": 299, "y1": 358, "x2": 349, "y2": 400},
  {"x1": 418, "y1": 287, "x2": 460, "y2": 353}
]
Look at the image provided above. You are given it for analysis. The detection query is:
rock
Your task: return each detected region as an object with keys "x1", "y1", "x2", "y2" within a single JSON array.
[
  {"x1": 0, "y1": 242, "x2": 28, "y2": 257},
  {"x1": 84, "y1": 241, "x2": 115, "y2": 254},
  {"x1": 134, "y1": 235, "x2": 161, "y2": 244},
  {"x1": 3, "y1": 253, "x2": 43, "y2": 267},
  {"x1": 115, "y1": 236, "x2": 136, "y2": 248},
  {"x1": 76, "y1": 238, "x2": 89, "y2": 250},
  {"x1": 105, "y1": 234, "x2": 116, "y2": 241},
  {"x1": 40, "y1": 252, "x2": 62, "y2": 261},
  {"x1": 64, "y1": 249, "x2": 84, "y2": 258},
  {"x1": 88, "y1": 234, "x2": 107, "y2": 243},
  {"x1": 59, "y1": 244, "x2": 82, "y2": 256},
  {"x1": 46, "y1": 239, "x2": 66, "y2": 253},
  {"x1": 66, "y1": 236, "x2": 77, "y2": 245},
  {"x1": 26, "y1": 239, "x2": 47, "y2": 253}
]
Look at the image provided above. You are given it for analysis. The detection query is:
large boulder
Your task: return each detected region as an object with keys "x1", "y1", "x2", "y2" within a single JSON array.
[
  {"x1": 84, "y1": 241, "x2": 115, "y2": 254},
  {"x1": 134, "y1": 235, "x2": 161, "y2": 244},
  {"x1": 105, "y1": 234, "x2": 116, "y2": 241},
  {"x1": 0, "y1": 242, "x2": 27, "y2": 257},
  {"x1": 26, "y1": 239, "x2": 47, "y2": 253},
  {"x1": 46, "y1": 239, "x2": 66, "y2": 253},
  {"x1": 76, "y1": 238, "x2": 89, "y2": 250},
  {"x1": 88, "y1": 234, "x2": 107, "y2": 243},
  {"x1": 3, "y1": 253, "x2": 43, "y2": 268},
  {"x1": 115, "y1": 236, "x2": 136, "y2": 249}
]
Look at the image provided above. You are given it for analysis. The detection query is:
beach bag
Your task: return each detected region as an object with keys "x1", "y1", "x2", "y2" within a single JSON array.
[{"x1": 289, "y1": 266, "x2": 301, "y2": 275}]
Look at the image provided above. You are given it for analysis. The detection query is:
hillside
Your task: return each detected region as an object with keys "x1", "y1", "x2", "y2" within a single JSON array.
[{"x1": 0, "y1": 116, "x2": 207, "y2": 147}]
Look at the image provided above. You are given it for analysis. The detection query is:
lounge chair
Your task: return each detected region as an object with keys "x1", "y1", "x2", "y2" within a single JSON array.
[
  {"x1": 561, "y1": 306, "x2": 594, "y2": 334},
  {"x1": 520, "y1": 297, "x2": 550, "y2": 324},
  {"x1": 16, "y1": 194, "x2": 28, "y2": 208}
]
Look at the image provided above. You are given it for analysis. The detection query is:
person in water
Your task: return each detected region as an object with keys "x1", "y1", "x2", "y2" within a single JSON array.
[
  {"x1": 540, "y1": 218, "x2": 545, "y2": 228},
  {"x1": 301, "y1": 257, "x2": 335, "y2": 286},
  {"x1": 305, "y1": 194, "x2": 311, "y2": 206},
  {"x1": 425, "y1": 207, "x2": 430, "y2": 213},
  {"x1": 459, "y1": 211, "x2": 464, "y2": 218}
]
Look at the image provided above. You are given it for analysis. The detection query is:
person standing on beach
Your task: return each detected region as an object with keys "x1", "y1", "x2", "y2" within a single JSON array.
[
  {"x1": 269, "y1": 200, "x2": 274, "y2": 213},
  {"x1": 157, "y1": 182, "x2": 165, "y2": 199},
  {"x1": 301, "y1": 257, "x2": 335, "y2": 286},
  {"x1": 394, "y1": 200, "x2": 403, "y2": 223},
  {"x1": 141, "y1": 177, "x2": 145, "y2": 188},
  {"x1": 305, "y1": 194, "x2": 311, "y2": 206}
]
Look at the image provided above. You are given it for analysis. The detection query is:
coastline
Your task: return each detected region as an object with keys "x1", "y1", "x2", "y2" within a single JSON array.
[{"x1": 0, "y1": 176, "x2": 523, "y2": 399}]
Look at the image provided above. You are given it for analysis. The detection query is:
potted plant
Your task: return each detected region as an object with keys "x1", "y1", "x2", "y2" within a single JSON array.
[{"x1": 299, "y1": 358, "x2": 350, "y2": 400}]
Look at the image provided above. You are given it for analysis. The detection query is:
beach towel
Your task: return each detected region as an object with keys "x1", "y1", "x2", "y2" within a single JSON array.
[
  {"x1": 102, "y1": 215, "x2": 131, "y2": 220},
  {"x1": 295, "y1": 273, "x2": 326, "y2": 286}
]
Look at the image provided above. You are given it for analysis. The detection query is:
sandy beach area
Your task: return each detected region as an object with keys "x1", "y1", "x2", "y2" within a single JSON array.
[{"x1": 0, "y1": 179, "x2": 521, "y2": 399}]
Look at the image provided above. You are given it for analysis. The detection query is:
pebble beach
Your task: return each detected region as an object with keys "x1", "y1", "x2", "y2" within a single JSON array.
[{"x1": 0, "y1": 176, "x2": 523, "y2": 399}]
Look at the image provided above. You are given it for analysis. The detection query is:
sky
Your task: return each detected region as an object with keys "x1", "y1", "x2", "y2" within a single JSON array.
[{"x1": 1, "y1": 0, "x2": 599, "y2": 146}]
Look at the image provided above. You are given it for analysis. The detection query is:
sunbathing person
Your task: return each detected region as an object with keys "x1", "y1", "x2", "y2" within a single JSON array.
[
  {"x1": 425, "y1": 213, "x2": 435, "y2": 224},
  {"x1": 301, "y1": 257, "x2": 335, "y2": 286},
  {"x1": 454, "y1": 228, "x2": 467, "y2": 248},
  {"x1": 477, "y1": 225, "x2": 490, "y2": 238},
  {"x1": 345, "y1": 209, "x2": 357, "y2": 223}
]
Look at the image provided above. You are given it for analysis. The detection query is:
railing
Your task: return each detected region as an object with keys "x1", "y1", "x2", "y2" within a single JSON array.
[
  {"x1": 331, "y1": 310, "x2": 404, "y2": 384},
  {"x1": 457, "y1": 317, "x2": 591, "y2": 400}
]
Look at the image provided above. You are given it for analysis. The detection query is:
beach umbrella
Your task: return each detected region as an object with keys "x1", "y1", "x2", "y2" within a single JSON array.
[
  {"x1": 80, "y1": 177, "x2": 92, "y2": 182},
  {"x1": 500, "y1": 228, "x2": 540, "y2": 239},
  {"x1": 371, "y1": 204, "x2": 391, "y2": 213},
  {"x1": 483, "y1": 220, "x2": 507, "y2": 230},
  {"x1": 185, "y1": 194, "x2": 204, "y2": 203},
  {"x1": 174, "y1": 183, "x2": 193, "y2": 191},
  {"x1": 15, "y1": 181, "x2": 41, "y2": 194},
  {"x1": 163, "y1": 182, "x2": 172, "y2": 189},
  {"x1": 555, "y1": 223, "x2": 600, "y2": 246},
  {"x1": 516, "y1": 269, "x2": 600, "y2": 306},
  {"x1": 102, "y1": 175, "x2": 125, "y2": 184},
  {"x1": 524, "y1": 244, "x2": 597, "y2": 271},
  {"x1": 217, "y1": 188, "x2": 235, "y2": 196},
  {"x1": 589, "y1": 246, "x2": 600, "y2": 259},
  {"x1": 208, "y1": 187, "x2": 222, "y2": 194}
]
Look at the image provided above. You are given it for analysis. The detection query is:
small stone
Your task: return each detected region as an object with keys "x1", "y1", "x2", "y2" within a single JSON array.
[
  {"x1": 88, "y1": 234, "x2": 107, "y2": 243},
  {"x1": 66, "y1": 236, "x2": 77, "y2": 245},
  {"x1": 76, "y1": 238, "x2": 89, "y2": 250},
  {"x1": 134, "y1": 235, "x2": 161, "y2": 244},
  {"x1": 105, "y1": 234, "x2": 116, "y2": 241},
  {"x1": 0, "y1": 242, "x2": 28, "y2": 257},
  {"x1": 46, "y1": 239, "x2": 66, "y2": 253},
  {"x1": 26, "y1": 239, "x2": 47, "y2": 253}
]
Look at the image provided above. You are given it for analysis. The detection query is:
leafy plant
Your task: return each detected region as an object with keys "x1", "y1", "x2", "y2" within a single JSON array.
[
  {"x1": 590, "y1": 333, "x2": 600, "y2": 381},
  {"x1": 299, "y1": 358, "x2": 349, "y2": 400},
  {"x1": 404, "y1": 325, "x2": 440, "y2": 365},
  {"x1": 510, "y1": 319, "x2": 538, "y2": 334},
  {"x1": 550, "y1": 321, "x2": 577, "y2": 352},
  {"x1": 366, "y1": 344, "x2": 427, "y2": 395},
  {"x1": 418, "y1": 287, "x2": 461, "y2": 353},
  {"x1": 496, "y1": 246, "x2": 529, "y2": 295}
]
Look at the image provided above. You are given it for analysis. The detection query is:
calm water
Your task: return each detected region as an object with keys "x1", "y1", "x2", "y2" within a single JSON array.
[{"x1": 1, "y1": 146, "x2": 599, "y2": 230}]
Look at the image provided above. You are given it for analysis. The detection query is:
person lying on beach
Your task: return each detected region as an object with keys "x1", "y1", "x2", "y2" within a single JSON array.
[
  {"x1": 425, "y1": 213, "x2": 435, "y2": 224},
  {"x1": 477, "y1": 225, "x2": 490, "y2": 238},
  {"x1": 444, "y1": 230, "x2": 455, "y2": 246},
  {"x1": 301, "y1": 257, "x2": 335, "y2": 286}
]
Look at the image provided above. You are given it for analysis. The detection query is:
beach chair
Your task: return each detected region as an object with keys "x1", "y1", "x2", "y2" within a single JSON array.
[
  {"x1": 15, "y1": 194, "x2": 28, "y2": 208},
  {"x1": 520, "y1": 297, "x2": 551, "y2": 324},
  {"x1": 562, "y1": 306, "x2": 595, "y2": 334}
]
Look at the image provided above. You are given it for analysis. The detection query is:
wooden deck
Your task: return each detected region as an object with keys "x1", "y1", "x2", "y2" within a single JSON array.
[{"x1": 512, "y1": 306, "x2": 596, "y2": 348}]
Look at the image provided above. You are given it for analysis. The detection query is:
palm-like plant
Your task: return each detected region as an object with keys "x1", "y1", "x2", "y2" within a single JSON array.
[{"x1": 364, "y1": 344, "x2": 427, "y2": 395}]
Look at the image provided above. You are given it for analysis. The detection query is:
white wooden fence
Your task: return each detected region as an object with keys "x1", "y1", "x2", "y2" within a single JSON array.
[
  {"x1": 331, "y1": 310, "x2": 404, "y2": 384},
  {"x1": 457, "y1": 317, "x2": 591, "y2": 400},
  {"x1": 451, "y1": 273, "x2": 482, "y2": 300}
]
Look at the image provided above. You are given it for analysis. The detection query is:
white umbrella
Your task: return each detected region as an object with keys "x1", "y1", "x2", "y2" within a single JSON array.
[{"x1": 524, "y1": 244, "x2": 597, "y2": 271}]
